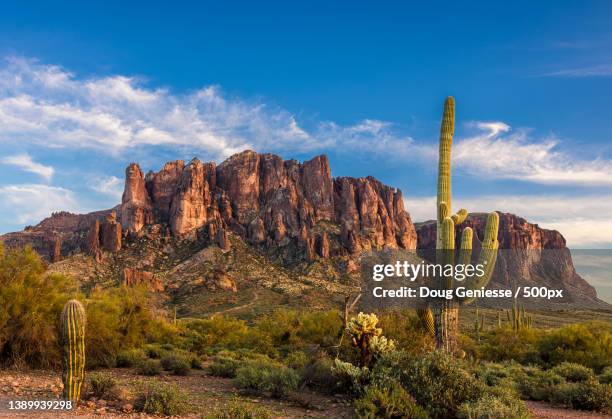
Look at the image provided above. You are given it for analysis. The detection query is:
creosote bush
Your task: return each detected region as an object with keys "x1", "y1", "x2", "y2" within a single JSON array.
[
  {"x1": 234, "y1": 358, "x2": 299, "y2": 398},
  {"x1": 87, "y1": 373, "x2": 118, "y2": 400},
  {"x1": 136, "y1": 359, "x2": 163, "y2": 376},
  {"x1": 354, "y1": 381, "x2": 430, "y2": 419},
  {"x1": 204, "y1": 399, "x2": 272, "y2": 419},
  {"x1": 550, "y1": 362, "x2": 595, "y2": 383},
  {"x1": 134, "y1": 382, "x2": 189, "y2": 416}
]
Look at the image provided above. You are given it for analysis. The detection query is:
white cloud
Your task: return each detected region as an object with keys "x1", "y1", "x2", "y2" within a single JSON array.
[
  {"x1": 404, "y1": 194, "x2": 612, "y2": 248},
  {"x1": 89, "y1": 175, "x2": 123, "y2": 200},
  {"x1": 453, "y1": 123, "x2": 612, "y2": 186},
  {"x1": 1, "y1": 153, "x2": 54, "y2": 181},
  {"x1": 0, "y1": 57, "x2": 610, "y2": 188},
  {"x1": 0, "y1": 184, "x2": 81, "y2": 224}
]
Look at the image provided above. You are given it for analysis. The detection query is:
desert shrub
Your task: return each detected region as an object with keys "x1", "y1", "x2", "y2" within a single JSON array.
[
  {"x1": 134, "y1": 382, "x2": 189, "y2": 415},
  {"x1": 284, "y1": 351, "x2": 308, "y2": 371},
  {"x1": 599, "y1": 366, "x2": 612, "y2": 384},
  {"x1": 551, "y1": 379, "x2": 612, "y2": 412},
  {"x1": 299, "y1": 355, "x2": 339, "y2": 394},
  {"x1": 399, "y1": 350, "x2": 482, "y2": 418},
  {"x1": 254, "y1": 309, "x2": 341, "y2": 352},
  {"x1": 354, "y1": 381, "x2": 430, "y2": 419},
  {"x1": 85, "y1": 287, "x2": 179, "y2": 368},
  {"x1": 478, "y1": 328, "x2": 540, "y2": 364},
  {"x1": 116, "y1": 348, "x2": 147, "y2": 367},
  {"x1": 457, "y1": 395, "x2": 529, "y2": 419},
  {"x1": 143, "y1": 343, "x2": 168, "y2": 359},
  {"x1": 204, "y1": 399, "x2": 272, "y2": 419},
  {"x1": 332, "y1": 359, "x2": 371, "y2": 395},
  {"x1": 209, "y1": 356, "x2": 241, "y2": 378},
  {"x1": 516, "y1": 367, "x2": 564, "y2": 401},
  {"x1": 191, "y1": 356, "x2": 203, "y2": 370},
  {"x1": 0, "y1": 245, "x2": 77, "y2": 368},
  {"x1": 550, "y1": 362, "x2": 595, "y2": 382},
  {"x1": 537, "y1": 322, "x2": 612, "y2": 371},
  {"x1": 161, "y1": 354, "x2": 191, "y2": 375},
  {"x1": 185, "y1": 316, "x2": 275, "y2": 355},
  {"x1": 377, "y1": 310, "x2": 434, "y2": 356},
  {"x1": 87, "y1": 373, "x2": 118, "y2": 400},
  {"x1": 234, "y1": 359, "x2": 299, "y2": 398},
  {"x1": 136, "y1": 359, "x2": 163, "y2": 376}
]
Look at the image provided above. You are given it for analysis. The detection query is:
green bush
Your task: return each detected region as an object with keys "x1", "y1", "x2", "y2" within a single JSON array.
[
  {"x1": 354, "y1": 381, "x2": 430, "y2": 419},
  {"x1": 134, "y1": 382, "x2": 189, "y2": 415},
  {"x1": 300, "y1": 355, "x2": 339, "y2": 394},
  {"x1": 143, "y1": 343, "x2": 168, "y2": 359},
  {"x1": 599, "y1": 366, "x2": 612, "y2": 384},
  {"x1": 0, "y1": 245, "x2": 77, "y2": 368},
  {"x1": 87, "y1": 373, "x2": 118, "y2": 400},
  {"x1": 550, "y1": 362, "x2": 595, "y2": 382},
  {"x1": 552, "y1": 380, "x2": 612, "y2": 412},
  {"x1": 209, "y1": 356, "x2": 241, "y2": 378},
  {"x1": 85, "y1": 287, "x2": 179, "y2": 368},
  {"x1": 116, "y1": 348, "x2": 147, "y2": 368},
  {"x1": 136, "y1": 359, "x2": 163, "y2": 376},
  {"x1": 185, "y1": 316, "x2": 275, "y2": 355},
  {"x1": 478, "y1": 328, "x2": 540, "y2": 364},
  {"x1": 538, "y1": 322, "x2": 612, "y2": 372},
  {"x1": 457, "y1": 395, "x2": 529, "y2": 419},
  {"x1": 204, "y1": 399, "x2": 273, "y2": 419},
  {"x1": 234, "y1": 359, "x2": 299, "y2": 398},
  {"x1": 284, "y1": 351, "x2": 308, "y2": 371},
  {"x1": 191, "y1": 356, "x2": 203, "y2": 370},
  {"x1": 399, "y1": 350, "x2": 482, "y2": 418},
  {"x1": 160, "y1": 354, "x2": 191, "y2": 375}
]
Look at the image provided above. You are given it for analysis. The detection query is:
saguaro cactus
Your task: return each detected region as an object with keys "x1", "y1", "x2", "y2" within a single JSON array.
[
  {"x1": 419, "y1": 97, "x2": 500, "y2": 353},
  {"x1": 60, "y1": 299, "x2": 86, "y2": 402}
]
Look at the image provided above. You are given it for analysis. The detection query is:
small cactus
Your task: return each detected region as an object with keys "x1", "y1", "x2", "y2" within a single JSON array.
[
  {"x1": 60, "y1": 299, "x2": 86, "y2": 402},
  {"x1": 346, "y1": 312, "x2": 386, "y2": 367}
]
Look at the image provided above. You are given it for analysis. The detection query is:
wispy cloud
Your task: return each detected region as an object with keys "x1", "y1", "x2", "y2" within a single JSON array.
[
  {"x1": 89, "y1": 175, "x2": 123, "y2": 200},
  {"x1": 1, "y1": 153, "x2": 54, "y2": 181},
  {"x1": 453, "y1": 122, "x2": 612, "y2": 186},
  {"x1": 541, "y1": 64, "x2": 612, "y2": 77},
  {"x1": 0, "y1": 184, "x2": 81, "y2": 224},
  {"x1": 405, "y1": 194, "x2": 612, "y2": 248},
  {"x1": 0, "y1": 57, "x2": 610, "y2": 188}
]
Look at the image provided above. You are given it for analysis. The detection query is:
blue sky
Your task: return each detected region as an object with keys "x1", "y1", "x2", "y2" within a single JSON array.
[{"x1": 0, "y1": 1, "x2": 612, "y2": 252}]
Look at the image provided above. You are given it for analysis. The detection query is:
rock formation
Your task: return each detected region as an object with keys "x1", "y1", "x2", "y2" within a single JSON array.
[
  {"x1": 117, "y1": 150, "x2": 418, "y2": 255},
  {"x1": 122, "y1": 267, "x2": 163, "y2": 292}
]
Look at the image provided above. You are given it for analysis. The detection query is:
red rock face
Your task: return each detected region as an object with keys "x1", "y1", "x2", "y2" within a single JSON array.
[
  {"x1": 118, "y1": 150, "x2": 417, "y2": 256},
  {"x1": 122, "y1": 267, "x2": 163, "y2": 291},
  {"x1": 121, "y1": 163, "x2": 152, "y2": 233},
  {"x1": 147, "y1": 160, "x2": 185, "y2": 222},
  {"x1": 101, "y1": 211, "x2": 122, "y2": 252}
]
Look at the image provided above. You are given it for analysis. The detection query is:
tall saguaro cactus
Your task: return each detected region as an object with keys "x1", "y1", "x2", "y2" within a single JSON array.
[
  {"x1": 60, "y1": 299, "x2": 86, "y2": 402},
  {"x1": 422, "y1": 97, "x2": 500, "y2": 353}
]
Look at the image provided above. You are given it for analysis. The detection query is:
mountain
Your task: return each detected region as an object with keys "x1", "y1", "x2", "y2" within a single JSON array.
[{"x1": 1, "y1": 150, "x2": 608, "y2": 312}]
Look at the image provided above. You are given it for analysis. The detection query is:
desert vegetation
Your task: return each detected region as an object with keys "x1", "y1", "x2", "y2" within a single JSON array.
[{"x1": 1, "y1": 243, "x2": 611, "y2": 417}]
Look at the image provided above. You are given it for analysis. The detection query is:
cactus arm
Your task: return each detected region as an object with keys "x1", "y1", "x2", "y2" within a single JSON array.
[
  {"x1": 416, "y1": 308, "x2": 435, "y2": 337},
  {"x1": 436, "y1": 97, "x2": 455, "y2": 249},
  {"x1": 457, "y1": 227, "x2": 473, "y2": 270},
  {"x1": 451, "y1": 209, "x2": 468, "y2": 225}
]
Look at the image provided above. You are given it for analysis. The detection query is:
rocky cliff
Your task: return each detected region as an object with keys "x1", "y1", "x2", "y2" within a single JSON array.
[{"x1": 0, "y1": 151, "x2": 417, "y2": 263}]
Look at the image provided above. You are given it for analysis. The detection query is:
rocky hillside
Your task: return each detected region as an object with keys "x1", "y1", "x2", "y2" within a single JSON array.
[{"x1": 0, "y1": 150, "x2": 607, "y2": 311}]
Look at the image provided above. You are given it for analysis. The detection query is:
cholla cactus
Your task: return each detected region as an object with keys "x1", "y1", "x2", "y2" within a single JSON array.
[
  {"x1": 369, "y1": 335, "x2": 396, "y2": 356},
  {"x1": 346, "y1": 312, "x2": 386, "y2": 367},
  {"x1": 60, "y1": 299, "x2": 86, "y2": 402}
]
